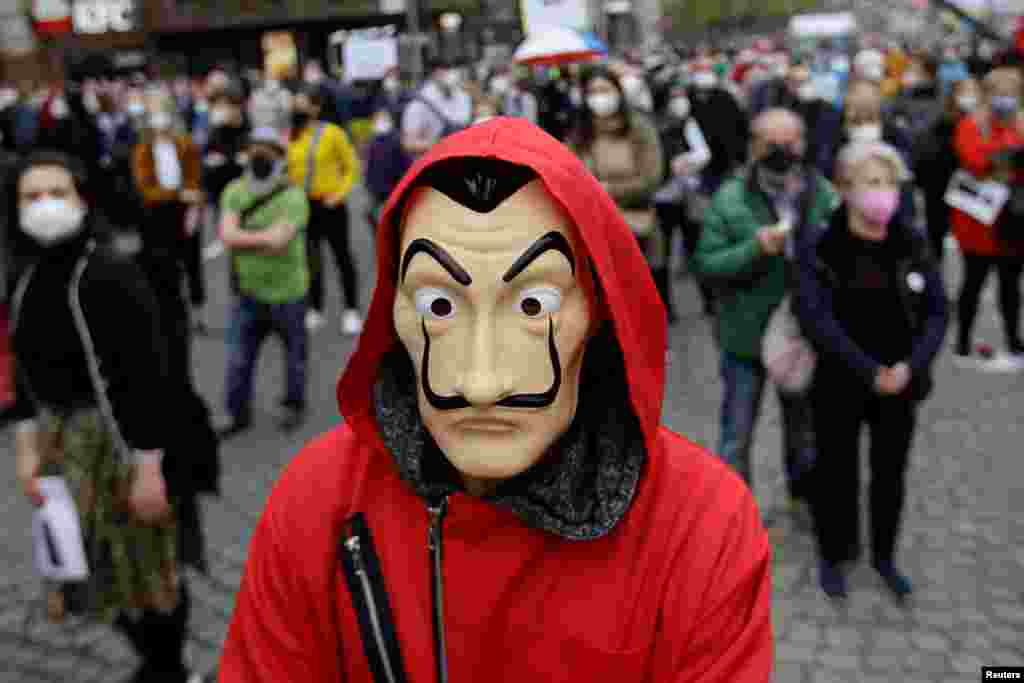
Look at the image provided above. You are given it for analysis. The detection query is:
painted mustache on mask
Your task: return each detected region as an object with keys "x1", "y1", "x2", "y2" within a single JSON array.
[{"x1": 421, "y1": 316, "x2": 562, "y2": 410}]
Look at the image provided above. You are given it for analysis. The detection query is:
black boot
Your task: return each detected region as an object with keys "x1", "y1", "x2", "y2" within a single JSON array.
[{"x1": 118, "y1": 584, "x2": 192, "y2": 683}]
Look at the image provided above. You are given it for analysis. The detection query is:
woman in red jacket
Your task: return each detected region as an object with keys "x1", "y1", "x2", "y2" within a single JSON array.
[{"x1": 951, "y1": 67, "x2": 1024, "y2": 369}]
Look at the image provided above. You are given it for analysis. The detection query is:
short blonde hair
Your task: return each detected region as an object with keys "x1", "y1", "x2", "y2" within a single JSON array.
[{"x1": 836, "y1": 141, "x2": 912, "y2": 188}]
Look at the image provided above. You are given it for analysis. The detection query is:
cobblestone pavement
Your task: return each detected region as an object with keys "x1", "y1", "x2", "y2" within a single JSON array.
[{"x1": 1, "y1": 189, "x2": 1022, "y2": 682}]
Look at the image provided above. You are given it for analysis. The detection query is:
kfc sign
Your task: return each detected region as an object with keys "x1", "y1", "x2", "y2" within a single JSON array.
[
  {"x1": 32, "y1": 0, "x2": 73, "y2": 35},
  {"x1": 73, "y1": 0, "x2": 137, "y2": 34}
]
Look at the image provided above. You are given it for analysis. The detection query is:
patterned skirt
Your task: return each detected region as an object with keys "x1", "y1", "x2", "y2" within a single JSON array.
[{"x1": 38, "y1": 406, "x2": 179, "y2": 623}]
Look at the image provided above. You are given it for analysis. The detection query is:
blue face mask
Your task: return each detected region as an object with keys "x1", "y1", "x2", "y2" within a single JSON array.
[{"x1": 991, "y1": 95, "x2": 1019, "y2": 120}]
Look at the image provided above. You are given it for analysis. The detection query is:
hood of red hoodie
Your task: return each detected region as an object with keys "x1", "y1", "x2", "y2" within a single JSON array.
[{"x1": 337, "y1": 118, "x2": 666, "y2": 535}]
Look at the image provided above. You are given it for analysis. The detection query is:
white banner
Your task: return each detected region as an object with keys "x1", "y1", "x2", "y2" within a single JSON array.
[
  {"x1": 520, "y1": 0, "x2": 591, "y2": 34},
  {"x1": 343, "y1": 34, "x2": 399, "y2": 82}
]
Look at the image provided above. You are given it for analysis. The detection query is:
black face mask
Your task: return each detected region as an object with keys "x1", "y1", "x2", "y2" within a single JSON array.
[
  {"x1": 291, "y1": 110, "x2": 311, "y2": 129},
  {"x1": 761, "y1": 144, "x2": 801, "y2": 174},
  {"x1": 250, "y1": 155, "x2": 278, "y2": 180}
]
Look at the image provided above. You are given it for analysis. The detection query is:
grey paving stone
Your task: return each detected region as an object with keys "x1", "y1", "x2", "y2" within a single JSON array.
[
  {"x1": 989, "y1": 649, "x2": 1024, "y2": 666},
  {"x1": 992, "y1": 604, "x2": 1024, "y2": 624},
  {"x1": 870, "y1": 629, "x2": 912, "y2": 651},
  {"x1": 777, "y1": 642, "x2": 818, "y2": 664},
  {"x1": 823, "y1": 625, "x2": 864, "y2": 650},
  {"x1": 787, "y1": 621, "x2": 822, "y2": 645},
  {"x1": 914, "y1": 608, "x2": 957, "y2": 631},
  {"x1": 951, "y1": 653, "x2": 987, "y2": 676},
  {"x1": 771, "y1": 661, "x2": 809, "y2": 683},
  {"x1": 863, "y1": 651, "x2": 907, "y2": 674},
  {"x1": 816, "y1": 651, "x2": 861, "y2": 671},
  {"x1": 990, "y1": 625, "x2": 1024, "y2": 648},
  {"x1": 808, "y1": 669, "x2": 857, "y2": 683},
  {"x1": 964, "y1": 632, "x2": 994, "y2": 652}
]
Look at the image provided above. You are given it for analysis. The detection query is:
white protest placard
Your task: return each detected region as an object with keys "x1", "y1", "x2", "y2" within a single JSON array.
[
  {"x1": 944, "y1": 170, "x2": 1011, "y2": 226},
  {"x1": 520, "y1": 0, "x2": 592, "y2": 34},
  {"x1": 343, "y1": 30, "x2": 399, "y2": 82}
]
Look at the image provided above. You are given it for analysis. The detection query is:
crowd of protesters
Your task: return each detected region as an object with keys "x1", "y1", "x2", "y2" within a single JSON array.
[{"x1": 2, "y1": 29, "x2": 1024, "y2": 682}]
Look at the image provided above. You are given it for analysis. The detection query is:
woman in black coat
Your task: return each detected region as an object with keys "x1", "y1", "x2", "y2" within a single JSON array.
[
  {"x1": 794, "y1": 141, "x2": 948, "y2": 603},
  {"x1": 6, "y1": 150, "x2": 217, "y2": 682}
]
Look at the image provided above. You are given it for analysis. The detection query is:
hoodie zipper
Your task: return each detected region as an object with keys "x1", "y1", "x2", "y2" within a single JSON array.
[
  {"x1": 427, "y1": 496, "x2": 450, "y2": 683},
  {"x1": 339, "y1": 514, "x2": 407, "y2": 683}
]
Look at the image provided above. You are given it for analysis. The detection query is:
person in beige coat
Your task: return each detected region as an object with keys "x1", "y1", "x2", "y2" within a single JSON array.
[{"x1": 569, "y1": 66, "x2": 665, "y2": 312}]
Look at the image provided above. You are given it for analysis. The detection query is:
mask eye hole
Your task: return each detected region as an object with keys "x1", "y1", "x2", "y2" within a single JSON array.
[
  {"x1": 517, "y1": 287, "x2": 561, "y2": 318},
  {"x1": 414, "y1": 287, "x2": 457, "y2": 321}
]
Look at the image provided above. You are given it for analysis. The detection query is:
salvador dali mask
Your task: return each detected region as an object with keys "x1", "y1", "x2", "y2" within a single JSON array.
[{"x1": 393, "y1": 176, "x2": 599, "y2": 490}]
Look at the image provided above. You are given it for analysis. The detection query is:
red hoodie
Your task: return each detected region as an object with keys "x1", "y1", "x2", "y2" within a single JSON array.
[{"x1": 219, "y1": 118, "x2": 772, "y2": 683}]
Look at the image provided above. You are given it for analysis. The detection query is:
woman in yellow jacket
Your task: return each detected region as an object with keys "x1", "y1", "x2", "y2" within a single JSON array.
[{"x1": 288, "y1": 85, "x2": 363, "y2": 335}]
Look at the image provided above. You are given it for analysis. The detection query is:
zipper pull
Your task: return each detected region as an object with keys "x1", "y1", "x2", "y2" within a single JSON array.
[
  {"x1": 345, "y1": 533, "x2": 366, "y2": 575},
  {"x1": 427, "y1": 496, "x2": 449, "y2": 550}
]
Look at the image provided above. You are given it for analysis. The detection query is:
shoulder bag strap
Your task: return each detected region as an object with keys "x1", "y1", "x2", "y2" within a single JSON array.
[
  {"x1": 68, "y1": 241, "x2": 132, "y2": 467},
  {"x1": 304, "y1": 123, "x2": 327, "y2": 196},
  {"x1": 240, "y1": 184, "x2": 292, "y2": 226},
  {"x1": 415, "y1": 96, "x2": 456, "y2": 132}
]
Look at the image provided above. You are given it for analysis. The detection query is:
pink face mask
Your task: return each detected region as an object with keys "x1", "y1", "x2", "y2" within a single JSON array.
[{"x1": 850, "y1": 188, "x2": 899, "y2": 226}]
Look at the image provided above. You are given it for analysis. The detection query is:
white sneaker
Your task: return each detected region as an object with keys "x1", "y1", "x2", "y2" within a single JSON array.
[
  {"x1": 956, "y1": 351, "x2": 1024, "y2": 373},
  {"x1": 341, "y1": 309, "x2": 364, "y2": 336},
  {"x1": 988, "y1": 352, "x2": 1024, "y2": 373},
  {"x1": 305, "y1": 309, "x2": 326, "y2": 332}
]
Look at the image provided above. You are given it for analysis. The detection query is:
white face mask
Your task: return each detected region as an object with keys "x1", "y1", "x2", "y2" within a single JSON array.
[
  {"x1": 20, "y1": 198, "x2": 86, "y2": 245},
  {"x1": 668, "y1": 96, "x2": 690, "y2": 119},
  {"x1": 693, "y1": 72, "x2": 716, "y2": 89},
  {"x1": 861, "y1": 65, "x2": 884, "y2": 82},
  {"x1": 127, "y1": 102, "x2": 145, "y2": 117},
  {"x1": 383, "y1": 77, "x2": 400, "y2": 92},
  {"x1": 83, "y1": 92, "x2": 100, "y2": 114},
  {"x1": 569, "y1": 87, "x2": 582, "y2": 107},
  {"x1": 210, "y1": 107, "x2": 231, "y2": 126},
  {"x1": 796, "y1": 82, "x2": 816, "y2": 101},
  {"x1": 51, "y1": 97, "x2": 69, "y2": 119},
  {"x1": 150, "y1": 111, "x2": 173, "y2": 131},
  {"x1": 373, "y1": 117, "x2": 394, "y2": 135},
  {"x1": 441, "y1": 70, "x2": 462, "y2": 89},
  {"x1": 587, "y1": 92, "x2": 620, "y2": 117},
  {"x1": 831, "y1": 57, "x2": 850, "y2": 73},
  {"x1": 490, "y1": 76, "x2": 511, "y2": 95},
  {"x1": 849, "y1": 123, "x2": 882, "y2": 142},
  {"x1": 622, "y1": 75, "x2": 643, "y2": 92},
  {"x1": 956, "y1": 94, "x2": 978, "y2": 112},
  {"x1": 0, "y1": 89, "x2": 18, "y2": 109}
]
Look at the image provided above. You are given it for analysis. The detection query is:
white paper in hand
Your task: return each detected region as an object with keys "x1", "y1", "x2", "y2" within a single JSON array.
[{"x1": 33, "y1": 477, "x2": 89, "y2": 581}]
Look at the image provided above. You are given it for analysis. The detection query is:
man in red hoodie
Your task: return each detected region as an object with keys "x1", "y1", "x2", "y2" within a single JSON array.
[{"x1": 219, "y1": 118, "x2": 772, "y2": 682}]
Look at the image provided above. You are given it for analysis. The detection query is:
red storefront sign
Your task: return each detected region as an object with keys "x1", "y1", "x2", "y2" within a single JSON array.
[{"x1": 32, "y1": 0, "x2": 74, "y2": 36}]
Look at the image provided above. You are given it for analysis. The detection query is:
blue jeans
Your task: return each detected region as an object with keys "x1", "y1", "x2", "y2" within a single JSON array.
[
  {"x1": 225, "y1": 295, "x2": 307, "y2": 422},
  {"x1": 718, "y1": 350, "x2": 816, "y2": 497}
]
